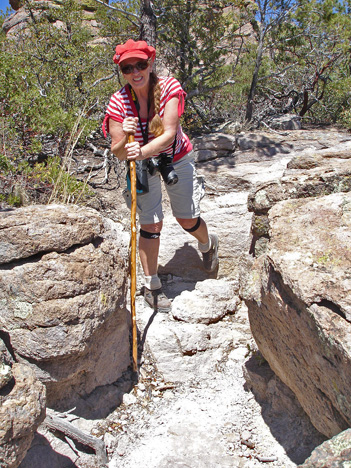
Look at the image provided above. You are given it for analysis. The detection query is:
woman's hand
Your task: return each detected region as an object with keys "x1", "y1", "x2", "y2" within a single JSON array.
[
  {"x1": 122, "y1": 117, "x2": 138, "y2": 136},
  {"x1": 123, "y1": 117, "x2": 145, "y2": 160},
  {"x1": 125, "y1": 141, "x2": 144, "y2": 161}
]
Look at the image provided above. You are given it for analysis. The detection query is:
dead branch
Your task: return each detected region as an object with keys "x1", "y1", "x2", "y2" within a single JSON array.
[
  {"x1": 44, "y1": 408, "x2": 108, "y2": 466},
  {"x1": 88, "y1": 143, "x2": 107, "y2": 157}
]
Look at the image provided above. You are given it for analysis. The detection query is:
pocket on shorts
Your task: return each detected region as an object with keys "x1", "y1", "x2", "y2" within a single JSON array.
[{"x1": 197, "y1": 175, "x2": 205, "y2": 201}]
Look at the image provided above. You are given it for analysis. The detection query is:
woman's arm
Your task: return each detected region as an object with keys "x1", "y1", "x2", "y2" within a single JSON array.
[
  {"x1": 137, "y1": 96, "x2": 179, "y2": 159},
  {"x1": 110, "y1": 119, "x2": 128, "y2": 161}
]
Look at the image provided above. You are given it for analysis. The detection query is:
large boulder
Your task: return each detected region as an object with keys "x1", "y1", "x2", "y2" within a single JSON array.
[
  {"x1": 242, "y1": 192, "x2": 351, "y2": 438},
  {"x1": 0, "y1": 362, "x2": 46, "y2": 468},
  {"x1": 0, "y1": 203, "x2": 103, "y2": 263},
  {"x1": 248, "y1": 141, "x2": 351, "y2": 215},
  {"x1": 264, "y1": 114, "x2": 302, "y2": 130},
  {"x1": 0, "y1": 205, "x2": 130, "y2": 410}
]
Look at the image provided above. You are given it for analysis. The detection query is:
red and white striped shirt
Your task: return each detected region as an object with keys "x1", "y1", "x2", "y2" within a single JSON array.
[{"x1": 102, "y1": 76, "x2": 192, "y2": 162}]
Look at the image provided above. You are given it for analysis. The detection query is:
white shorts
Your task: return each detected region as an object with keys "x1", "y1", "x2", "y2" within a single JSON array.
[{"x1": 135, "y1": 151, "x2": 204, "y2": 225}]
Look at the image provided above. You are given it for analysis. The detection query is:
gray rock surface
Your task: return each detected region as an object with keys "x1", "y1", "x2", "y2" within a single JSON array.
[
  {"x1": 0, "y1": 337, "x2": 14, "y2": 389},
  {"x1": 172, "y1": 279, "x2": 239, "y2": 324},
  {"x1": 0, "y1": 204, "x2": 104, "y2": 263},
  {"x1": 248, "y1": 141, "x2": 351, "y2": 215},
  {"x1": 264, "y1": 114, "x2": 302, "y2": 130},
  {"x1": 192, "y1": 133, "x2": 236, "y2": 162}
]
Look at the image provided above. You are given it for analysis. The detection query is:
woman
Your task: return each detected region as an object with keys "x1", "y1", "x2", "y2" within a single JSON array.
[{"x1": 103, "y1": 39, "x2": 219, "y2": 312}]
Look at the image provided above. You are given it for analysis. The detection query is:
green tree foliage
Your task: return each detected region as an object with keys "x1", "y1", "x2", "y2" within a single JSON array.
[
  {"x1": 154, "y1": 0, "x2": 249, "y2": 131},
  {"x1": 283, "y1": 0, "x2": 351, "y2": 121},
  {"x1": 244, "y1": 0, "x2": 296, "y2": 121},
  {"x1": 0, "y1": 0, "x2": 124, "y2": 205},
  {"x1": 1, "y1": 0, "x2": 118, "y2": 152},
  {"x1": 243, "y1": 0, "x2": 351, "y2": 124}
]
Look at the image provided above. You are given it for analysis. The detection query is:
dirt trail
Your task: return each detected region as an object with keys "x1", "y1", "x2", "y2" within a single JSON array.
[{"x1": 102, "y1": 280, "x2": 324, "y2": 468}]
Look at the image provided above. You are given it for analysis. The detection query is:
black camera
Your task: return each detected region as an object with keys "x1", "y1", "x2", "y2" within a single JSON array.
[{"x1": 148, "y1": 153, "x2": 178, "y2": 186}]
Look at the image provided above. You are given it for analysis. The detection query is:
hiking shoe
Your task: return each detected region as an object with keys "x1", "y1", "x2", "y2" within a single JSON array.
[
  {"x1": 144, "y1": 287, "x2": 171, "y2": 313},
  {"x1": 202, "y1": 234, "x2": 219, "y2": 272}
]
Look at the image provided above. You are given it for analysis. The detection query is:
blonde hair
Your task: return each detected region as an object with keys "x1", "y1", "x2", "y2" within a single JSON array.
[{"x1": 148, "y1": 72, "x2": 164, "y2": 137}]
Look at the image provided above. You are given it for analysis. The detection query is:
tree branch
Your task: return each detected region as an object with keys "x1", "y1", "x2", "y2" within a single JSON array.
[
  {"x1": 187, "y1": 79, "x2": 235, "y2": 100},
  {"x1": 90, "y1": 73, "x2": 115, "y2": 89},
  {"x1": 91, "y1": 0, "x2": 140, "y2": 27}
]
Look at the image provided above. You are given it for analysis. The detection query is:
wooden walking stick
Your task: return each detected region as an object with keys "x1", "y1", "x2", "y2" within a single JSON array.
[{"x1": 129, "y1": 134, "x2": 138, "y2": 373}]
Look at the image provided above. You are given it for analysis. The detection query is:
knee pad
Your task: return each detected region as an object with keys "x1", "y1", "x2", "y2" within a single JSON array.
[
  {"x1": 140, "y1": 229, "x2": 161, "y2": 239},
  {"x1": 183, "y1": 217, "x2": 201, "y2": 233}
]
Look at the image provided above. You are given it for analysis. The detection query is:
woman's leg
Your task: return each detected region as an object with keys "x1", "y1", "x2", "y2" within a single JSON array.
[
  {"x1": 166, "y1": 153, "x2": 219, "y2": 272},
  {"x1": 138, "y1": 220, "x2": 171, "y2": 312},
  {"x1": 176, "y1": 217, "x2": 219, "y2": 272},
  {"x1": 176, "y1": 217, "x2": 208, "y2": 244},
  {"x1": 139, "y1": 221, "x2": 162, "y2": 277}
]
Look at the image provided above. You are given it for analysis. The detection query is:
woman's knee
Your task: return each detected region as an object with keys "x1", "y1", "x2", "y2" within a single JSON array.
[
  {"x1": 176, "y1": 217, "x2": 201, "y2": 232},
  {"x1": 140, "y1": 221, "x2": 163, "y2": 234}
]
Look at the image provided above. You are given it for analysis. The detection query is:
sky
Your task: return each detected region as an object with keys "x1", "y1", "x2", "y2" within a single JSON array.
[{"x1": 0, "y1": 0, "x2": 13, "y2": 15}]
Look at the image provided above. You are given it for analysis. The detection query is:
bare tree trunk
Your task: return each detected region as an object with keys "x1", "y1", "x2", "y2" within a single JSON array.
[
  {"x1": 245, "y1": 30, "x2": 265, "y2": 122},
  {"x1": 140, "y1": 0, "x2": 157, "y2": 46}
]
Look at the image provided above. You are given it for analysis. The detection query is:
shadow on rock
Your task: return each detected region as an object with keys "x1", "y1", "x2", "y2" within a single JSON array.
[
  {"x1": 138, "y1": 309, "x2": 158, "y2": 358},
  {"x1": 243, "y1": 355, "x2": 327, "y2": 465},
  {"x1": 158, "y1": 242, "x2": 216, "y2": 283},
  {"x1": 51, "y1": 368, "x2": 136, "y2": 421},
  {"x1": 19, "y1": 433, "x2": 78, "y2": 468}
]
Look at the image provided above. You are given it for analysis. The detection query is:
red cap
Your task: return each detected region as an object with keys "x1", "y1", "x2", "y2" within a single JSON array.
[{"x1": 113, "y1": 39, "x2": 156, "y2": 65}]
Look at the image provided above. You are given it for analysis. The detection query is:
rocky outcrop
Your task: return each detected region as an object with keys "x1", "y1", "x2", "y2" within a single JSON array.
[
  {"x1": 2, "y1": 0, "x2": 107, "y2": 38},
  {"x1": 242, "y1": 190, "x2": 351, "y2": 438},
  {"x1": 9, "y1": 0, "x2": 21, "y2": 10},
  {"x1": 172, "y1": 279, "x2": 239, "y2": 325},
  {"x1": 249, "y1": 141, "x2": 351, "y2": 215},
  {"x1": 0, "y1": 361, "x2": 46, "y2": 468},
  {"x1": 0, "y1": 203, "x2": 103, "y2": 263},
  {"x1": 192, "y1": 133, "x2": 236, "y2": 162},
  {"x1": 0, "y1": 204, "x2": 130, "y2": 410}
]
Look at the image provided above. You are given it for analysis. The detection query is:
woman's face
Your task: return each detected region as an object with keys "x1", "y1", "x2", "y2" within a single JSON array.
[{"x1": 120, "y1": 57, "x2": 152, "y2": 92}]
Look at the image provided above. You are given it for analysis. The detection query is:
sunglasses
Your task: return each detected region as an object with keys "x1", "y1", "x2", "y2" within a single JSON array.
[{"x1": 120, "y1": 61, "x2": 149, "y2": 74}]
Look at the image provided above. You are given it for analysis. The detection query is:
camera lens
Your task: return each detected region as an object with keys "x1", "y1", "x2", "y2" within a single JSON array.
[
  {"x1": 160, "y1": 165, "x2": 178, "y2": 185},
  {"x1": 148, "y1": 154, "x2": 178, "y2": 185}
]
